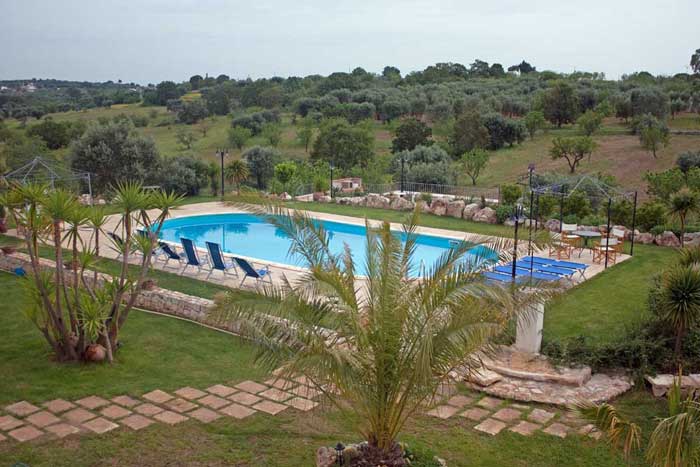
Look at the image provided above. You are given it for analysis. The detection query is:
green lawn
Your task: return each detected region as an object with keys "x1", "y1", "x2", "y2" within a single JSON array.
[
  {"x1": 544, "y1": 244, "x2": 676, "y2": 343},
  {"x1": 0, "y1": 271, "x2": 664, "y2": 466}
]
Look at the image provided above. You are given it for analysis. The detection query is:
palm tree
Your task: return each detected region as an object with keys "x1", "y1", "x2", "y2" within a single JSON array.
[
  {"x1": 224, "y1": 159, "x2": 249, "y2": 196},
  {"x1": 657, "y1": 266, "x2": 700, "y2": 361},
  {"x1": 209, "y1": 206, "x2": 545, "y2": 459},
  {"x1": 576, "y1": 377, "x2": 700, "y2": 467},
  {"x1": 669, "y1": 189, "x2": 699, "y2": 248}
]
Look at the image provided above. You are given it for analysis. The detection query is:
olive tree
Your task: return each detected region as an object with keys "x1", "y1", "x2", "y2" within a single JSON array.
[{"x1": 549, "y1": 136, "x2": 597, "y2": 173}]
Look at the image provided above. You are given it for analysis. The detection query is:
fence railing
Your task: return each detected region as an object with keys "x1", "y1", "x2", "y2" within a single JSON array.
[{"x1": 363, "y1": 182, "x2": 500, "y2": 201}]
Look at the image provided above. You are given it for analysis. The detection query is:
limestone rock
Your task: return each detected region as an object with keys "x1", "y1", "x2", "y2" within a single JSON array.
[
  {"x1": 446, "y1": 200, "x2": 466, "y2": 218},
  {"x1": 316, "y1": 447, "x2": 336, "y2": 467},
  {"x1": 655, "y1": 231, "x2": 680, "y2": 247},
  {"x1": 463, "y1": 367, "x2": 502, "y2": 387},
  {"x1": 390, "y1": 196, "x2": 414, "y2": 211},
  {"x1": 462, "y1": 203, "x2": 480, "y2": 220},
  {"x1": 429, "y1": 199, "x2": 448, "y2": 216},
  {"x1": 544, "y1": 219, "x2": 561, "y2": 232},
  {"x1": 415, "y1": 200, "x2": 431, "y2": 214},
  {"x1": 473, "y1": 207, "x2": 497, "y2": 224},
  {"x1": 365, "y1": 194, "x2": 390, "y2": 209},
  {"x1": 636, "y1": 232, "x2": 654, "y2": 244}
]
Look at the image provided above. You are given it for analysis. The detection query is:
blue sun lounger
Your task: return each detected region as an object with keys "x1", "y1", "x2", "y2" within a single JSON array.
[
  {"x1": 482, "y1": 271, "x2": 527, "y2": 284},
  {"x1": 155, "y1": 241, "x2": 185, "y2": 266},
  {"x1": 233, "y1": 257, "x2": 272, "y2": 286},
  {"x1": 180, "y1": 238, "x2": 208, "y2": 275},
  {"x1": 493, "y1": 266, "x2": 562, "y2": 282},
  {"x1": 512, "y1": 260, "x2": 576, "y2": 279},
  {"x1": 205, "y1": 241, "x2": 238, "y2": 280},
  {"x1": 521, "y1": 256, "x2": 588, "y2": 278}
]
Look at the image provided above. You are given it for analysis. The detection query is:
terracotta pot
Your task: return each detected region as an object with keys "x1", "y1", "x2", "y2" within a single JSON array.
[{"x1": 85, "y1": 344, "x2": 107, "y2": 362}]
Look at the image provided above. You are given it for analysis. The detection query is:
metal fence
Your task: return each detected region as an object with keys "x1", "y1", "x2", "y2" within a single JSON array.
[{"x1": 363, "y1": 182, "x2": 500, "y2": 201}]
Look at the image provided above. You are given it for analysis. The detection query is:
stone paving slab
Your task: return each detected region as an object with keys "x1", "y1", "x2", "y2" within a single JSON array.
[
  {"x1": 43, "y1": 399, "x2": 76, "y2": 414},
  {"x1": 133, "y1": 403, "x2": 164, "y2": 416},
  {"x1": 5, "y1": 401, "x2": 40, "y2": 417},
  {"x1": 492, "y1": 408, "x2": 522, "y2": 422},
  {"x1": 175, "y1": 387, "x2": 208, "y2": 400},
  {"x1": 82, "y1": 417, "x2": 119, "y2": 434},
  {"x1": 189, "y1": 408, "x2": 222, "y2": 423},
  {"x1": 476, "y1": 397, "x2": 503, "y2": 410},
  {"x1": 75, "y1": 396, "x2": 110, "y2": 410},
  {"x1": 265, "y1": 378, "x2": 298, "y2": 391},
  {"x1": 206, "y1": 384, "x2": 237, "y2": 397},
  {"x1": 8, "y1": 425, "x2": 43, "y2": 442},
  {"x1": 165, "y1": 398, "x2": 199, "y2": 413},
  {"x1": 426, "y1": 405, "x2": 460, "y2": 419},
  {"x1": 289, "y1": 385, "x2": 321, "y2": 400},
  {"x1": 235, "y1": 381, "x2": 269, "y2": 394},
  {"x1": 528, "y1": 408, "x2": 556, "y2": 424},
  {"x1": 0, "y1": 415, "x2": 24, "y2": 431},
  {"x1": 121, "y1": 414, "x2": 154, "y2": 431},
  {"x1": 26, "y1": 410, "x2": 61, "y2": 428},
  {"x1": 220, "y1": 403, "x2": 256, "y2": 419},
  {"x1": 198, "y1": 395, "x2": 230, "y2": 410},
  {"x1": 46, "y1": 423, "x2": 80, "y2": 438},
  {"x1": 154, "y1": 411, "x2": 188, "y2": 425},
  {"x1": 474, "y1": 418, "x2": 507, "y2": 436},
  {"x1": 142, "y1": 390, "x2": 174, "y2": 404},
  {"x1": 510, "y1": 421, "x2": 541, "y2": 436},
  {"x1": 259, "y1": 388, "x2": 293, "y2": 402},
  {"x1": 543, "y1": 422, "x2": 569, "y2": 438},
  {"x1": 228, "y1": 392, "x2": 262, "y2": 406},
  {"x1": 460, "y1": 407, "x2": 490, "y2": 421},
  {"x1": 285, "y1": 397, "x2": 318, "y2": 412},
  {"x1": 111, "y1": 395, "x2": 141, "y2": 408},
  {"x1": 100, "y1": 405, "x2": 132, "y2": 420},
  {"x1": 63, "y1": 408, "x2": 97, "y2": 424},
  {"x1": 253, "y1": 400, "x2": 288, "y2": 415},
  {"x1": 446, "y1": 395, "x2": 473, "y2": 408}
]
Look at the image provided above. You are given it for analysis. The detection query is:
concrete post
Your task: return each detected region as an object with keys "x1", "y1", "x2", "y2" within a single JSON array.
[{"x1": 514, "y1": 302, "x2": 545, "y2": 354}]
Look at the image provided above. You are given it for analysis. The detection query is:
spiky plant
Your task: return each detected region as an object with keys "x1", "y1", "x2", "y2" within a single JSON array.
[
  {"x1": 657, "y1": 266, "x2": 700, "y2": 361},
  {"x1": 209, "y1": 205, "x2": 548, "y2": 454},
  {"x1": 669, "y1": 189, "x2": 699, "y2": 248},
  {"x1": 224, "y1": 159, "x2": 249, "y2": 196},
  {"x1": 574, "y1": 400, "x2": 642, "y2": 461}
]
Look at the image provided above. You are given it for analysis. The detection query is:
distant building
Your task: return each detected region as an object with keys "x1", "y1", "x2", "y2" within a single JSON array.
[
  {"x1": 21, "y1": 83, "x2": 37, "y2": 93},
  {"x1": 332, "y1": 177, "x2": 363, "y2": 193}
]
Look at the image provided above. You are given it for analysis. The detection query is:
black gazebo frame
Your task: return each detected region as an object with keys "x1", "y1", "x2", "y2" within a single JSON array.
[
  {"x1": 517, "y1": 173, "x2": 638, "y2": 269},
  {"x1": 2, "y1": 157, "x2": 94, "y2": 203}
]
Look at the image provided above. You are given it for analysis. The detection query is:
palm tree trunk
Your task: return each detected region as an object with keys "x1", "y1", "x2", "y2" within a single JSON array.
[{"x1": 675, "y1": 323, "x2": 685, "y2": 362}]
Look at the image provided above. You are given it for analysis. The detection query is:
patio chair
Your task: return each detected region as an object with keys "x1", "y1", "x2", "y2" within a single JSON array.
[
  {"x1": 561, "y1": 223, "x2": 579, "y2": 238},
  {"x1": 205, "y1": 241, "x2": 238, "y2": 280},
  {"x1": 610, "y1": 228, "x2": 626, "y2": 252},
  {"x1": 233, "y1": 257, "x2": 273, "y2": 286},
  {"x1": 155, "y1": 241, "x2": 185, "y2": 267},
  {"x1": 592, "y1": 239, "x2": 618, "y2": 264},
  {"x1": 548, "y1": 234, "x2": 573, "y2": 260},
  {"x1": 180, "y1": 238, "x2": 208, "y2": 275}
]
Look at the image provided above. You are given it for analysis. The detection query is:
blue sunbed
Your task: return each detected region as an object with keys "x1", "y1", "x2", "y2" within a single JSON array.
[
  {"x1": 205, "y1": 241, "x2": 238, "y2": 279},
  {"x1": 512, "y1": 260, "x2": 576, "y2": 278},
  {"x1": 521, "y1": 256, "x2": 588, "y2": 278},
  {"x1": 493, "y1": 266, "x2": 562, "y2": 282},
  {"x1": 233, "y1": 257, "x2": 272, "y2": 286},
  {"x1": 180, "y1": 238, "x2": 208, "y2": 274}
]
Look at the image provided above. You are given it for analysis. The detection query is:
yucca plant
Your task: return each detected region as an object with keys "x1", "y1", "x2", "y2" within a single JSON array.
[
  {"x1": 209, "y1": 205, "x2": 548, "y2": 458},
  {"x1": 657, "y1": 266, "x2": 700, "y2": 361},
  {"x1": 2, "y1": 181, "x2": 182, "y2": 363}
]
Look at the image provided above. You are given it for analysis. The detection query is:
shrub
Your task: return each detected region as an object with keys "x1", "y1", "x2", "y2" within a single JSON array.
[
  {"x1": 650, "y1": 225, "x2": 666, "y2": 236},
  {"x1": 636, "y1": 202, "x2": 667, "y2": 231},
  {"x1": 496, "y1": 204, "x2": 514, "y2": 224},
  {"x1": 419, "y1": 192, "x2": 432, "y2": 205},
  {"x1": 500, "y1": 183, "x2": 522, "y2": 205}
]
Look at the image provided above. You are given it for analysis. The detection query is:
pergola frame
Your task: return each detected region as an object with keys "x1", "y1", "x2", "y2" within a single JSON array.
[
  {"x1": 516, "y1": 173, "x2": 638, "y2": 270},
  {"x1": 2, "y1": 157, "x2": 93, "y2": 204}
]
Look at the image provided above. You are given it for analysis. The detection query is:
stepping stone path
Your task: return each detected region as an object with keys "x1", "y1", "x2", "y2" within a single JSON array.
[
  {"x1": 0, "y1": 375, "x2": 321, "y2": 444},
  {"x1": 425, "y1": 392, "x2": 601, "y2": 440}
]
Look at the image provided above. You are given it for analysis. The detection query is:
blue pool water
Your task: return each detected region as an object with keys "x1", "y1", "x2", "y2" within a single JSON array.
[{"x1": 158, "y1": 213, "x2": 496, "y2": 276}]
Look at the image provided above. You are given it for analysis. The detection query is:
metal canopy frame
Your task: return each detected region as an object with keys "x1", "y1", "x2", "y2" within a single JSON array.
[
  {"x1": 517, "y1": 173, "x2": 638, "y2": 270},
  {"x1": 2, "y1": 157, "x2": 93, "y2": 203}
]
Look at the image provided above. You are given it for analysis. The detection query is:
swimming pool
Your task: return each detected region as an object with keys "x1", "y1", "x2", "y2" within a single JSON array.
[{"x1": 157, "y1": 213, "x2": 496, "y2": 276}]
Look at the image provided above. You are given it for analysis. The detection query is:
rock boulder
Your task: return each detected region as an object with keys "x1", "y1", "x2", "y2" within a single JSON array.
[
  {"x1": 636, "y1": 232, "x2": 654, "y2": 244},
  {"x1": 390, "y1": 196, "x2": 414, "y2": 211},
  {"x1": 473, "y1": 207, "x2": 497, "y2": 224},
  {"x1": 655, "y1": 231, "x2": 680, "y2": 247},
  {"x1": 365, "y1": 194, "x2": 390, "y2": 209},
  {"x1": 429, "y1": 199, "x2": 448, "y2": 216},
  {"x1": 446, "y1": 199, "x2": 466, "y2": 218},
  {"x1": 544, "y1": 219, "x2": 561, "y2": 232},
  {"x1": 462, "y1": 203, "x2": 480, "y2": 220}
]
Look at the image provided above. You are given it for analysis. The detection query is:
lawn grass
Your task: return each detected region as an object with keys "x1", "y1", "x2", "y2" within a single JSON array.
[
  {"x1": 544, "y1": 244, "x2": 677, "y2": 343},
  {"x1": 0, "y1": 271, "x2": 663, "y2": 467},
  {"x1": 0, "y1": 270, "x2": 267, "y2": 405}
]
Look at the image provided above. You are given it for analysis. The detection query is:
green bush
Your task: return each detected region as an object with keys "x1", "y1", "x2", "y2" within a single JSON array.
[
  {"x1": 636, "y1": 202, "x2": 667, "y2": 231},
  {"x1": 500, "y1": 183, "x2": 522, "y2": 205},
  {"x1": 650, "y1": 225, "x2": 665, "y2": 236},
  {"x1": 419, "y1": 192, "x2": 432, "y2": 205},
  {"x1": 495, "y1": 204, "x2": 514, "y2": 224}
]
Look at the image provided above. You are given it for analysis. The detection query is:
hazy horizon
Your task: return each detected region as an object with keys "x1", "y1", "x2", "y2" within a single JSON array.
[{"x1": 1, "y1": 0, "x2": 697, "y2": 84}]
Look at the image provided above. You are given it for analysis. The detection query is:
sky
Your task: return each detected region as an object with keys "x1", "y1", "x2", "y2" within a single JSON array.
[{"x1": 1, "y1": 0, "x2": 698, "y2": 84}]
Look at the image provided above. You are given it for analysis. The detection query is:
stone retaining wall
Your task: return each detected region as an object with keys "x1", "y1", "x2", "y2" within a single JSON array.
[{"x1": 0, "y1": 252, "x2": 218, "y2": 327}]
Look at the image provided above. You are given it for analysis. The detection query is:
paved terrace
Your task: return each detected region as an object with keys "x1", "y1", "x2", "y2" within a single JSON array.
[{"x1": 9, "y1": 201, "x2": 629, "y2": 292}]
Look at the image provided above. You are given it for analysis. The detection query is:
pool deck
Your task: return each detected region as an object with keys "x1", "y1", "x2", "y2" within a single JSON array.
[{"x1": 9, "y1": 201, "x2": 629, "y2": 292}]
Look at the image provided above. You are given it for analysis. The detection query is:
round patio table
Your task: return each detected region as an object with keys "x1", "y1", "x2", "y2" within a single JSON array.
[{"x1": 571, "y1": 230, "x2": 601, "y2": 248}]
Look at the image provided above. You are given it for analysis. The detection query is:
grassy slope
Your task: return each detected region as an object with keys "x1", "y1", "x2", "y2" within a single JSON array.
[
  {"x1": 15, "y1": 104, "x2": 700, "y2": 195},
  {"x1": 0, "y1": 271, "x2": 664, "y2": 467}
]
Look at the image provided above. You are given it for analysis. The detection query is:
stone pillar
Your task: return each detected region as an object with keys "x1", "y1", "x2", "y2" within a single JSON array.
[{"x1": 514, "y1": 302, "x2": 544, "y2": 354}]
